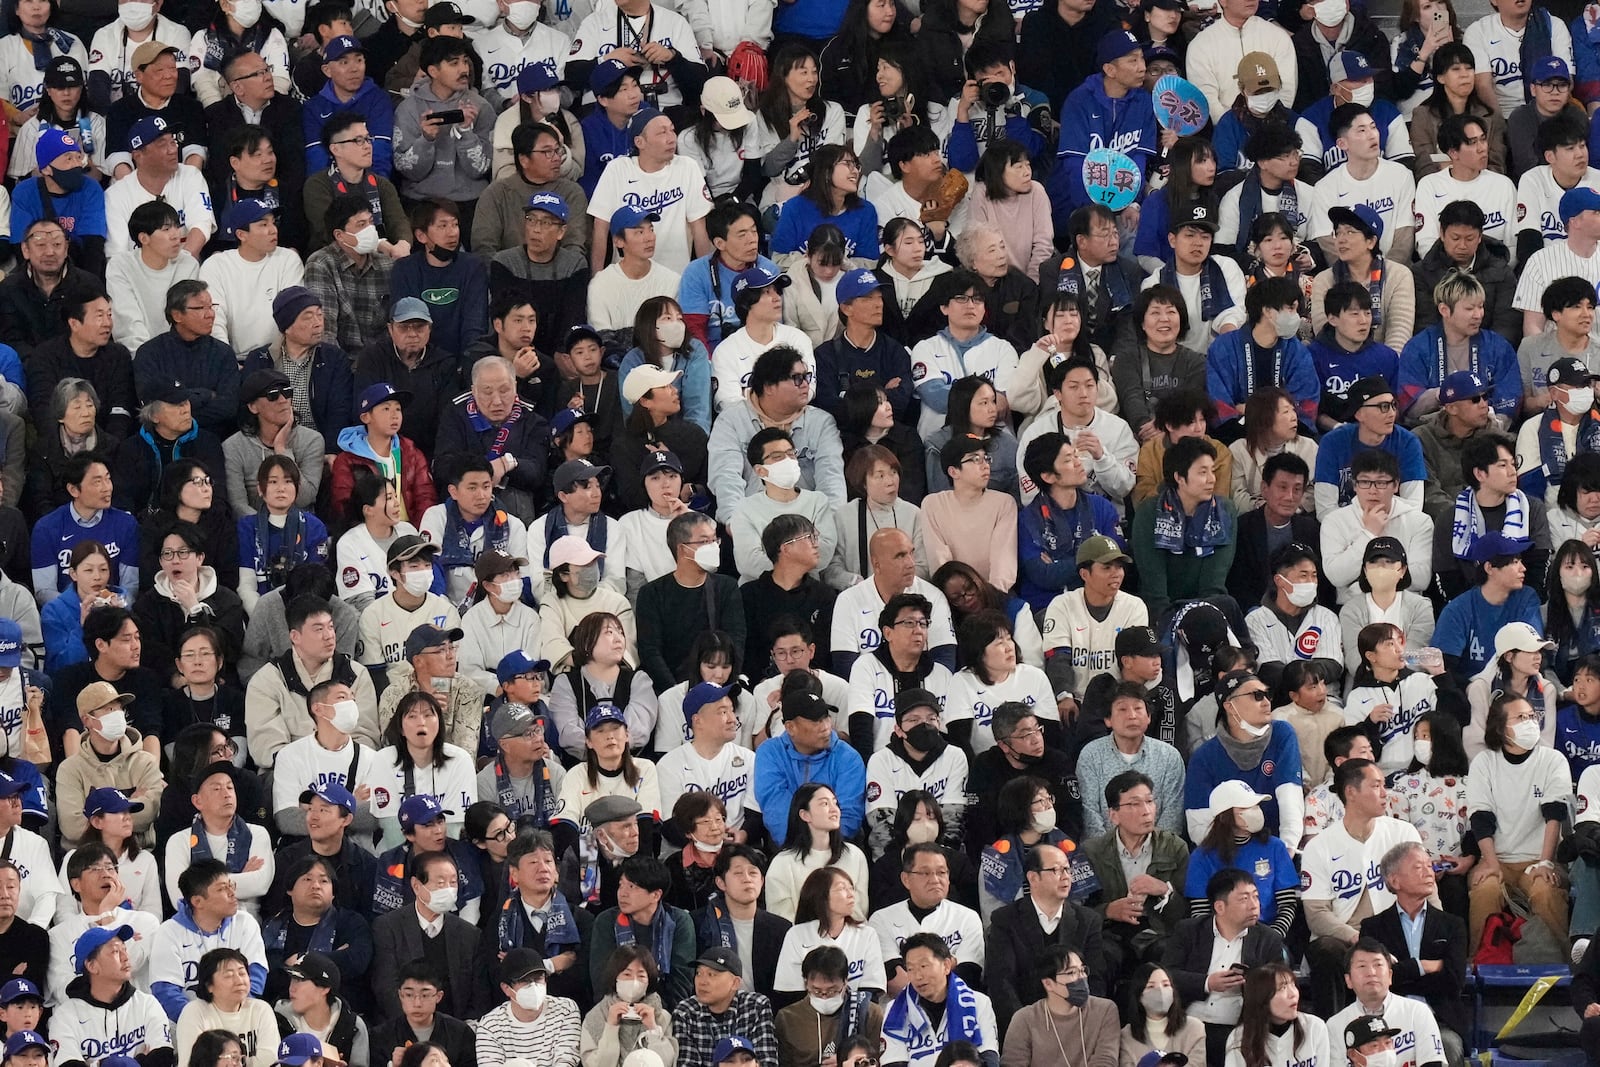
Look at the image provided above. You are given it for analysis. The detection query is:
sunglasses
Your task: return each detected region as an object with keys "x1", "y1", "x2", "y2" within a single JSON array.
[{"x1": 259, "y1": 388, "x2": 293, "y2": 402}]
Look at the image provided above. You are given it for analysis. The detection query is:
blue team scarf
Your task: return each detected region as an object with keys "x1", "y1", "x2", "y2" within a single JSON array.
[
  {"x1": 614, "y1": 907, "x2": 678, "y2": 976},
  {"x1": 497, "y1": 888, "x2": 582, "y2": 953},
  {"x1": 1332, "y1": 255, "x2": 1386, "y2": 330},
  {"x1": 1160, "y1": 256, "x2": 1235, "y2": 325},
  {"x1": 1151, "y1": 483, "x2": 1232, "y2": 557},
  {"x1": 263, "y1": 909, "x2": 338, "y2": 955},
  {"x1": 253, "y1": 507, "x2": 308, "y2": 592},
  {"x1": 883, "y1": 973, "x2": 985, "y2": 1051},
  {"x1": 436, "y1": 499, "x2": 512, "y2": 569},
  {"x1": 1029, "y1": 492, "x2": 1098, "y2": 561},
  {"x1": 1451, "y1": 485, "x2": 1530, "y2": 558},
  {"x1": 190, "y1": 814, "x2": 252, "y2": 873},
  {"x1": 541, "y1": 508, "x2": 609, "y2": 569},
  {"x1": 1235, "y1": 174, "x2": 1301, "y2": 258},
  {"x1": 494, "y1": 751, "x2": 555, "y2": 824},
  {"x1": 1053, "y1": 256, "x2": 1135, "y2": 310},
  {"x1": 1536, "y1": 406, "x2": 1600, "y2": 486}
]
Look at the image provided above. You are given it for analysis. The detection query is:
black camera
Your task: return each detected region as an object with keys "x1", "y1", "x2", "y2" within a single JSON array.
[
  {"x1": 980, "y1": 80, "x2": 1011, "y2": 110},
  {"x1": 882, "y1": 94, "x2": 905, "y2": 125}
]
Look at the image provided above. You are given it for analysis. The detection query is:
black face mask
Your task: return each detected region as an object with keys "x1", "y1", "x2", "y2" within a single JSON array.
[
  {"x1": 905, "y1": 722, "x2": 943, "y2": 754},
  {"x1": 51, "y1": 165, "x2": 86, "y2": 192},
  {"x1": 431, "y1": 244, "x2": 459, "y2": 262}
]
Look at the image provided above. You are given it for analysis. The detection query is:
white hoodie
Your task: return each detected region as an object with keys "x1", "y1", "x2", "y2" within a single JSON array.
[{"x1": 1318, "y1": 494, "x2": 1435, "y2": 602}]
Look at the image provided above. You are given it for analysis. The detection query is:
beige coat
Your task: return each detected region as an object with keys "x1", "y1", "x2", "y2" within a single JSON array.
[
  {"x1": 54, "y1": 730, "x2": 165, "y2": 848},
  {"x1": 374, "y1": 660, "x2": 488, "y2": 756}
]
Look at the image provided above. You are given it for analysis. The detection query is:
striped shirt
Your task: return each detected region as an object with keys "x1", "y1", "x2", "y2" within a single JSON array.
[
  {"x1": 1512, "y1": 240, "x2": 1600, "y2": 337},
  {"x1": 474, "y1": 996, "x2": 583, "y2": 1067}
]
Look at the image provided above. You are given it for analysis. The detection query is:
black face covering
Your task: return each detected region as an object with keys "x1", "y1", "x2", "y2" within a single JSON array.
[
  {"x1": 431, "y1": 244, "x2": 459, "y2": 262},
  {"x1": 50, "y1": 165, "x2": 86, "y2": 192},
  {"x1": 906, "y1": 722, "x2": 943, "y2": 753}
]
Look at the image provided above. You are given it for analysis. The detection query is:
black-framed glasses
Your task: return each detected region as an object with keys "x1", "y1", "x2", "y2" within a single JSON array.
[
  {"x1": 788, "y1": 372, "x2": 815, "y2": 387},
  {"x1": 1360, "y1": 401, "x2": 1397, "y2": 413},
  {"x1": 229, "y1": 67, "x2": 271, "y2": 83},
  {"x1": 332, "y1": 135, "x2": 374, "y2": 146},
  {"x1": 159, "y1": 548, "x2": 195, "y2": 562},
  {"x1": 260, "y1": 388, "x2": 293, "y2": 402}
]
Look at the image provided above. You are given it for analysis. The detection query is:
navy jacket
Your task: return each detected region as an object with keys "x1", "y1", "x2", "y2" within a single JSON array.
[
  {"x1": 242, "y1": 342, "x2": 357, "y2": 453},
  {"x1": 390, "y1": 251, "x2": 491, "y2": 360}
]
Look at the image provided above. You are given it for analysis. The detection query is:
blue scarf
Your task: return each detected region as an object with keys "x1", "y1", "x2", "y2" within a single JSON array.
[
  {"x1": 1240, "y1": 335, "x2": 1286, "y2": 399},
  {"x1": 263, "y1": 909, "x2": 338, "y2": 955},
  {"x1": 614, "y1": 907, "x2": 678, "y2": 976},
  {"x1": 202, "y1": 17, "x2": 277, "y2": 72},
  {"x1": 1052, "y1": 255, "x2": 1135, "y2": 310},
  {"x1": 436, "y1": 499, "x2": 511, "y2": 569},
  {"x1": 1161, "y1": 256, "x2": 1235, "y2": 326},
  {"x1": 1430, "y1": 325, "x2": 1481, "y2": 386},
  {"x1": 190, "y1": 814, "x2": 252, "y2": 874},
  {"x1": 465, "y1": 395, "x2": 528, "y2": 460},
  {"x1": 493, "y1": 750, "x2": 555, "y2": 824},
  {"x1": 1234, "y1": 173, "x2": 1301, "y2": 258},
  {"x1": 541, "y1": 508, "x2": 609, "y2": 569},
  {"x1": 1332, "y1": 255, "x2": 1386, "y2": 330},
  {"x1": 696, "y1": 897, "x2": 738, "y2": 952},
  {"x1": 1151, "y1": 483, "x2": 1232, "y2": 557},
  {"x1": 883, "y1": 973, "x2": 985, "y2": 1053},
  {"x1": 1536, "y1": 406, "x2": 1600, "y2": 487},
  {"x1": 1030, "y1": 491, "x2": 1099, "y2": 561},
  {"x1": 1451, "y1": 485, "x2": 1530, "y2": 558},
  {"x1": 253, "y1": 507, "x2": 308, "y2": 592},
  {"x1": 496, "y1": 889, "x2": 582, "y2": 953}
]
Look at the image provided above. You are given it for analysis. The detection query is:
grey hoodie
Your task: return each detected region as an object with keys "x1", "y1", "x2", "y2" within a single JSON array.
[{"x1": 393, "y1": 78, "x2": 496, "y2": 202}]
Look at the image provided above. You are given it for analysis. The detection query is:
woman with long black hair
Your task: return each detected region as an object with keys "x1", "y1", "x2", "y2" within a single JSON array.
[
  {"x1": 750, "y1": 45, "x2": 847, "y2": 205},
  {"x1": 1546, "y1": 538, "x2": 1600, "y2": 684},
  {"x1": 819, "y1": 0, "x2": 913, "y2": 116},
  {"x1": 772, "y1": 144, "x2": 881, "y2": 263},
  {"x1": 765, "y1": 784, "x2": 869, "y2": 922}
]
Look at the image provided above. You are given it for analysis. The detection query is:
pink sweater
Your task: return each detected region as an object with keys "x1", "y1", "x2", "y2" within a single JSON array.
[
  {"x1": 968, "y1": 180, "x2": 1055, "y2": 283},
  {"x1": 920, "y1": 489, "x2": 1019, "y2": 591}
]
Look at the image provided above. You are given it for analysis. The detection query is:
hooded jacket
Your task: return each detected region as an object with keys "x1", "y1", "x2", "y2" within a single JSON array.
[
  {"x1": 130, "y1": 565, "x2": 247, "y2": 680},
  {"x1": 752, "y1": 731, "x2": 867, "y2": 845},
  {"x1": 54, "y1": 974, "x2": 174, "y2": 1067},
  {"x1": 328, "y1": 425, "x2": 438, "y2": 527},
  {"x1": 111, "y1": 422, "x2": 227, "y2": 517},
  {"x1": 54, "y1": 727, "x2": 165, "y2": 847},
  {"x1": 149, "y1": 902, "x2": 268, "y2": 1020}
]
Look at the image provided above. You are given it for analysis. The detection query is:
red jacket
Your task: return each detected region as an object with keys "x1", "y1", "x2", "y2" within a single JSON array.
[{"x1": 327, "y1": 432, "x2": 438, "y2": 524}]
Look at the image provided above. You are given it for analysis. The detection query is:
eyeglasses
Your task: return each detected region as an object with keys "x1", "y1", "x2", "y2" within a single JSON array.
[
  {"x1": 908, "y1": 867, "x2": 949, "y2": 879},
  {"x1": 1117, "y1": 797, "x2": 1157, "y2": 809},
  {"x1": 1232, "y1": 688, "x2": 1271, "y2": 703},
  {"x1": 83, "y1": 861, "x2": 118, "y2": 874},
  {"x1": 484, "y1": 824, "x2": 515, "y2": 842},
  {"x1": 960, "y1": 454, "x2": 992, "y2": 467},
  {"x1": 1036, "y1": 865, "x2": 1071, "y2": 877},
  {"x1": 528, "y1": 146, "x2": 565, "y2": 158},
  {"x1": 1354, "y1": 478, "x2": 1396, "y2": 490},
  {"x1": 210, "y1": 740, "x2": 237, "y2": 760},
  {"x1": 181, "y1": 649, "x2": 218, "y2": 662},
  {"x1": 890, "y1": 618, "x2": 930, "y2": 630},
  {"x1": 216, "y1": 1054, "x2": 245, "y2": 1064},
  {"x1": 524, "y1": 214, "x2": 564, "y2": 229},
  {"x1": 788, "y1": 372, "x2": 815, "y2": 387},
  {"x1": 183, "y1": 303, "x2": 219, "y2": 313},
  {"x1": 159, "y1": 548, "x2": 195, "y2": 562},
  {"x1": 332, "y1": 135, "x2": 374, "y2": 146},
  {"x1": 783, "y1": 533, "x2": 820, "y2": 548},
  {"x1": 1005, "y1": 725, "x2": 1044, "y2": 742},
  {"x1": 1056, "y1": 967, "x2": 1089, "y2": 981},
  {"x1": 228, "y1": 68, "x2": 271, "y2": 83},
  {"x1": 188, "y1": 475, "x2": 213, "y2": 487},
  {"x1": 836, "y1": 158, "x2": 862, "y2": 171},
  {"x1": 260, "y1": 388, "x2": 293, "y2": 402},
  {"x1": 946, "y1": 293, "x2": 984, "y2": 305},
  {"x1": 1359, "y1": 401, "x2": 1397, "y2": 413}
]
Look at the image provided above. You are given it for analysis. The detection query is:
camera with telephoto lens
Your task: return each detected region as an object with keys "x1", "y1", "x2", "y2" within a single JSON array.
[{"x1": 980, "y1": 79, "x2": 1011, "y2": 110}]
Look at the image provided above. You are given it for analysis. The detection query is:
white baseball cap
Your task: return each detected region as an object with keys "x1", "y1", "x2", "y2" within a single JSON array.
[
  {"x1": 622, "y1": 364, "x2": 683, "y2": 405},
  {"x1": 1494, "y1": 621, "x2": 1555, "y2": 657},
  {"x1": 1208, "y1": 781, "x2": 1269, "y2": 817},
  {"x1": 700, "y1": 75, "x2": 754, "y2": 130}
]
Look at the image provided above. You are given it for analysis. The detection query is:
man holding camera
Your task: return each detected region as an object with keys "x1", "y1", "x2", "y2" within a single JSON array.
[{"x1": 945, "y1": 41, "x2": 1050, "y2": 176}]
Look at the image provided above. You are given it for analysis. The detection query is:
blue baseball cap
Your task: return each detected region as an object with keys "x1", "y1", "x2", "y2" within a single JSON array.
[
  {"x1": 0, "y1": 979, "x2": 42, "y2": 1005},
  {"x1": 549, "y1": 407, "x2": 590, "y2": 441},
  {"x1": 4, "y1": 1032, "x2": 49, "y2": 1058},
  {"x1": 1327, "y1": 202, "x2": 1383, "y2": 239},
  {"x1": 35, "y1": 127, "x2": 79, "y2": 170},
  {"x1": 584, "y1": 703, "x2": 627, "y2": 732},
  {"x1": 0, "y1": 619, "x2": 22, "y2": 669},
  {"x1": 589, "y1": 58, "x2": 632, "y2": 94},
  {"x1": 611, "y1": 205, "x2": 661, "y2": 231},
  {"x1": 73, "y1": 924, "x2": 133, "y2": 974},
  {"x1": 518, "y1": 60, "x2": 560, "y2": 93},
  {"x1": 626, "y1": 107, "x2": 668, "y2": 150},
  {"x1": 127, "y1": 115, "x2": 172, "y2": 151},
  {"x1": 1329, "y1": 49, "x2": 1374, "y2": 83},
  {"x1": 713, "y1": 1037, "x2": 758, "y2": 1063},
  {"x1": 525, "y1": 191, "x2": 569, "y2": 221},
  {"x1": 1529, "y1": 55, "x2": 1572, "y2": 83},
  {"x1": 277, "y1": 1034, "x2": 324, "y2": 1067},
  {"x1": 1096, "y1": 29, "x2": 1142, "y2": 66},
  {"x1": 1561, "y1": 185, "x2": 1600, "y2": 221},
  {"x1": 1467, "y1": 531, "x2": 1534, "y2": 563},
  {"x1": 225, "y1": 198, "x2": 274, "y2": 234},
  {"x1": 682, "y1": 682, "x2": 735, "y2": 725},
  {"x1": 837, "y1": 268, "x2": 882, "y2": 304},
  {"x1": 84, "y1": 786, "x2": 144, "y2": 818},
  {"x1": 323, "y1": 34, "x2": 363, "y2": 61},
  {"x1": 102, "y1": 1058, "x2": 140, "y2": 1067},
  {"x1": 0, "y1": 773, "x2": 28, "y2": 800},
  {"x1": 389, "y1": 296, "x2": 432, "y2": 323},
  {"x1": 358, "y1": 381, "x2": 412, "y2": 414},
  {"x1": 298, "y1": 780, "x2": 357, "y2": 813},
  {"x1": 398, "y1": 793, "x2": 453, "y2": 830},
  {"x1": 732, "y1": 263, "x2": 791, "y2": 296},
  {"x1": 497, "y1": 649, "x2": 551, "y2": 685},
  {"x1": 1439, "y1": 369, "x2": 1492, "y2": 404}
]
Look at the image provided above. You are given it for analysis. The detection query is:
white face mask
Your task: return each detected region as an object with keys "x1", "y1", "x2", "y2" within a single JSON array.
[
  {"x1": 1349, "y1": 83, "x2": 1376, "y2": 106},
  {"x1": 534, "y1": 89, "x2": 561, "y2": 113},
  {"x1": 1273, "y1": 308, "x2": 1301, "y2": 338},
  {"x1": 428, "y1": 886, "x2": 459, "y2": 913},
  {"x1": 692, "y1": 838, "x2": 722, "y2": 853},
  {"x1": 763, "y1": 457, "x2": 802, "y2": 490},
  {"x1": 693, "y1": 543, "x2": 720, "y2": 572},
  {"x1": 657, "y1": 318, "x2": 686, "y2": 349},
  {"x1": 514, "y1": 981, "x2": 546, "y2": 1012},
  {"x1": 1246, "y1": 91, "x2": 1277, "y2": 115},
  {"x1": 402, "y1": 570, "x2": 433, "y2": 596},
  {"x1": 1313, "y1": 0, "x2": 1346, "y2": 22},
  {"x1": 1281, "y1": 579, "x2": 1318, "y2": 608},
  {"x1": 810, "y1": 994, "x2": 845, "y2": 1015},
  {"x1": 1238, "y1": 806, "x2": 1266, "y2": 833},
  {"x1": 1412, "y1": 739, "x2": 1432, "y2": 765},
  {"x1": 230, "y1": 0, "x2": 262, "y2": 27},
  {"x1": 398, "y1": 12, "x2": 422, "y2": 27},
  {"x1": 904, "y1": 819, "x2": 939, "y2": 844},
  {"x1": 493, "y1": 579, "x2": 522, "y2": 602},
  {"x1": 506, "y1": 0, "x2": 539, "y2": 27},
  {"x1": 1563, "y1": 570, "x2": 1594, "y2": 595},
  {"x1": 1031, "y1": 807, "x2": 1056, "y2": 833},
  {"x1": 1363, "y1": 1051, "x2": 1397, "y2": 1067},
  {"x1": 349, "y1": 224, "x2": 380, "y2": 254},
  {"x1": 615, "y1": 978, "x2": 648, "y2": 1003},
  {"x1": 328, "y1": 699, "x2": 361, "y2": 734},
  {"x1": 119, "y1": 1, "x2": 155, "y2": 29},
  {"x1": 95, "y1": 710, "x2": 128, "y2": 742},
  {"x1": 1509, "y1": 719, "x2": 1542, "y2": 749},
  {"x1": 1235, "y1": 715, "x2": 1271, "y2": 739},
  {"x1": 1140, "y1": 987, "x2": 1173, "y2": 1015},
  {"x1": 1567, "y1": 387, "x2": 1596, "y2": 413}
]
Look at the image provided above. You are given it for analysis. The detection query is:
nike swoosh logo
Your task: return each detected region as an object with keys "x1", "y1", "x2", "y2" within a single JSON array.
[
  {"x1": 1337, "y1": 191, "x2": 1350, "y2": 198},
  {"x1": 1488, "y1": 38, "x2": 1500, "y2": 44}
]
